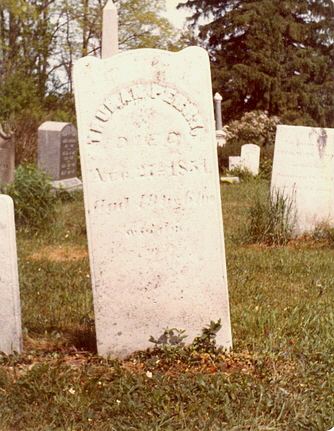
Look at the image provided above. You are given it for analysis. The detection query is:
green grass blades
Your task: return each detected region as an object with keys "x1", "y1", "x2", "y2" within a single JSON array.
[{"x1": 1, "y1": 181, "x2": 334, "y2": 430}]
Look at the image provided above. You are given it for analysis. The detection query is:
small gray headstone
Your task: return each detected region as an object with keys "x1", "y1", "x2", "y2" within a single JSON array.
[
  {"x1": 74, "y1": 47, "x2": 232, "y2": 357},
  {"x1": 38, "y1": 121, "x2": 82, "y2": 191},
  {"x1": 0, "y1": 195, "x2": 22, "y2": 354},
  {"x1": 0, "y1": 126, "x2": 15, "y2": 185}
]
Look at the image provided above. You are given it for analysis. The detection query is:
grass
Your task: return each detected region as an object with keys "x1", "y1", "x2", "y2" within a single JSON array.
[{"x1": 1, "y1": 182, "x2": 334, "y2": 430}]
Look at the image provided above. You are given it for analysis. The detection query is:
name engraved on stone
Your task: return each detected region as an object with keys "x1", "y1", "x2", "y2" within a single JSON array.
[{"x1": 87, "y1": 83, "x2": 205, "y2": 145}]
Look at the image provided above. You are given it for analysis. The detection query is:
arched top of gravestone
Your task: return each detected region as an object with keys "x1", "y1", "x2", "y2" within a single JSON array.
[
  {"x1": 75, "y1": 45, "x2": 208, "y2": 68},
  {"x1": 74, "y1": 46, "x2": 211, "y2": 111},
  {"x1": 38, "y1": 121, "x2": 76, "y2": 133}
]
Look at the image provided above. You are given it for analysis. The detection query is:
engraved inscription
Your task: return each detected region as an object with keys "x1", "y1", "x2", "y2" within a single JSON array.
[
  {"x1": 87, "y1": 83, "x2": 205, "y2": 145},
  {"x1": 92, "y1": 189, "x2": 215, "y2": 215},
  {"x1": 59, "y1": 129, "x2": 78, "y2": 179},
  {"x1": 126, "y1": 222, "x2": 183, "y2": 237},
  {"x1": 113, "y1": 131, "x2": 181, "y2": 148},
  {"x1": 95, "y1": 159, "x2": 210, "y2": 183}
]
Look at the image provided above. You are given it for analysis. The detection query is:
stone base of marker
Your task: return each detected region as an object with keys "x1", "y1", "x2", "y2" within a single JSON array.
[
  {"x1": 220, "y1": 176, "x2": 240, "y2": 184},
  {"x1": 52, "y1": 177, "x2": 83, "y2": 192},
  {"x1": 0, "y1": 195, "x2": 22, "y2": 355},
  {"x1": 216, "y1": 130, "x2": 226, "y2": 147},
  {"x1": 38, "y1": 121, "x2": 82, "y2": 192}
]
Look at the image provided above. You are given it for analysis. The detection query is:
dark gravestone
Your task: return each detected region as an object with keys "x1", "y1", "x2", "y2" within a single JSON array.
[
  {"x1": 38, "y1": 121, "x2": 82, "y2": 190},
  {"x1": 0, "y1": 125, "x2": 15, "y2": 185}
]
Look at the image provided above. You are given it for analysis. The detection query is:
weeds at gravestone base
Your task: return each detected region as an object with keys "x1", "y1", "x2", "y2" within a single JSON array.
[
  {"x1": 239, "y1": 188, "x2": 297, "y2": 245},
  {"x1": 3, "y1": 164, "x2": 58, "y2": 231},
  {"x1": 145, "y1": 320, "x2": 223, "y2": 365},
  {"x1": 1, "y1": 180, "x2": 334, "y2": 429}
]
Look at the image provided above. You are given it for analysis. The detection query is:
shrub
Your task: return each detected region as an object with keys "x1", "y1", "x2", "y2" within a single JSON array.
[
  {"x1": 6, "y1": 164, "x2": 58, "y2": 231},
  {"x1": 218, "y1": 110, "x2": 280, "y2": 174}
]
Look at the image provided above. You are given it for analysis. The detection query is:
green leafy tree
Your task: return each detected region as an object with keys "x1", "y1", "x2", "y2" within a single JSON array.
[
  {"x1": 180, "y1": 0, "x2": 334, "y2": 127},
  {"x1": 0, "y1": 0, "x2": 183, "y2": 162},
  {"x1": 55, "y1": 0, "x2": 183, "y2": 92}
]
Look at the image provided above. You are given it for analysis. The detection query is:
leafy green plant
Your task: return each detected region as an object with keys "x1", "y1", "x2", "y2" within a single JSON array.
[
  {"x1": 217, "y1": 111, "x2": 280, "y2": 173},
  {"x1": 6, "y1": 164, "x2": 58, "y2": 231},
  {"x1": 223, "y1": 110, "x2": 280, "y2": 150},
  {"x1": 149, "y1": 320, "x2": 222, "y2": 356},
  {"x1": 191, "y1": 319, "x2": 222, "y2": 354},
  {"x1": 226, "y1": 166, "x2": 256, "y2": 182},
  {"x1": 149, "y1": 327, "x2": 187, "y2": 347}
]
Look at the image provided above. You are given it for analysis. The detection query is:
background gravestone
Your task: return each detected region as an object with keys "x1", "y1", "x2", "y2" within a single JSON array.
[
  {"x1": 240, "y1": 144, "x2": 260, "y2": 175},
  {"x1": 0, "y1": 195, "x2": 22, "y2": 354},
  {"x1": 271, "y1": 125, "x2": 334, "y2": 233},
  {"x1": 38, "y1": 121, "x2": 82, "y2": 191},
  {"x1": 0, "y1": 126, "x2": 15, "y2": 185},
  {"x1": 229, "y1": 156, "x2": 241, "y2": 171},
  {"x1": 74, "y1": 46, "x2": 232, "y2": 357}
]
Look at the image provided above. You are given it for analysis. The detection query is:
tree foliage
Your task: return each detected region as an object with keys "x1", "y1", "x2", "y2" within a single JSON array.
[
  {"x1": 0, "y1": 0, "x2": 182, "y2": 163},
  {"x1": 180, "y1": 0, "x2": 334, "y2": 127}
]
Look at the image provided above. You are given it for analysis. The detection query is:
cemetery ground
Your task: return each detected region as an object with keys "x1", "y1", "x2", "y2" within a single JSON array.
[{"x1": 1, "y1": 178, "x2": 334, "y2": 431}]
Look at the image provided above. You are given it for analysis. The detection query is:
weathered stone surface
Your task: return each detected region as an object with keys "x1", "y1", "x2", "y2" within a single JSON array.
[
  {"x1": 271, "y1": 125, "x2": 334, "y2": 233},
  {"x1": 74, "y1": 47, "x2": 232, "y2": 357},
  {"x1": 240, "y1": 144, "x2": 260, "y2": 175},
  {"x1": 0, "y1": 195, "x2": 22, "y2": 354},
  {"x1": 0, "y1": 126, "x2": 15, "y2": 184},
  {"x1": 38, "y1": 121, "x2": 82, "y2": 191},
  {"x1": 229, "y1": 156, "x2": 242, "y2": 171}
]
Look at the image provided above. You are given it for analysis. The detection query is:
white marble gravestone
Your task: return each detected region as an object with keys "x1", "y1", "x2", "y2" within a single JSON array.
[
  {"x1": 229, "y1": 156, "x2": 242, "y2": 171},
  {"x1": 271, "y1": 125, "x2": 334, "y2": 233},
  {"x1": 0, "y1": 195, "x2": 22, "y2": 354},
  {"x1": 74, "y1": 47, "x2": 232, "y2": 357},
  {"x1": 241, "y1": 144, "x2": 260, "y2": 175},
  {"x1": 38, "y1": 121, "x2": 82, "y2": 191}
]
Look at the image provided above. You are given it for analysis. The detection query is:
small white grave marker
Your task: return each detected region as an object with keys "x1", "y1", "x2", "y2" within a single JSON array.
[
  {"x1": 74, "y1": 47, "x2": 232, "y2": 357},
  {"x1": 229, "y1": 156, "x2": 242, "y2": 171},
  {"x1": 0, "y1": 195, "x2": 22, "y2": 354},
  {"x1": 240, "y1": 144, "x2": 260, "y2": 175},
  {"x1": 271, "y1": 125, "x2": 334, "y2": 233}
]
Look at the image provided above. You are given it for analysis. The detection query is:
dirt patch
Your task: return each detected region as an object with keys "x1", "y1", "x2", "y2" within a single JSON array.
[{"x1": 29, "y1": 245, "x2": 88, "y2": 262}]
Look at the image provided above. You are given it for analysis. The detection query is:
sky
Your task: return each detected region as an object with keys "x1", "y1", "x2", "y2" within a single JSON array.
[{"x1": 164, "y1": 0, "x2": 190, "y2": 29}]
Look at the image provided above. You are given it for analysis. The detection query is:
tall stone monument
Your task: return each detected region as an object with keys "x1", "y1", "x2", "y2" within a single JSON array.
[
  {"x1": 74, "y1": 47, "x2": 232, "y2": 357},
  {"x1": 0, "y1": 195, "x2": 22, "y2": 354},
  {"x1": 0, "y1": 124, "x2": 15, "y2": 185},
  {"x1": 38, "y1": 121, "x2": 82, "y2": 191},
  {"x1": 271, "y1": 125, "x2": 334, "y2": 233}
]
